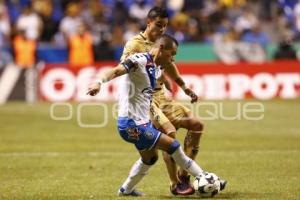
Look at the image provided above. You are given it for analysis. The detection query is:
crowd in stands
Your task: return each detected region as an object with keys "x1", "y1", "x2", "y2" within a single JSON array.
[{"x1": 0, "y1": 0, "x2": 300, "y2": 66}]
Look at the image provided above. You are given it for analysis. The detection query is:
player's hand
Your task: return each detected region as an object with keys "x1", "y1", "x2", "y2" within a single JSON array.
[
  {"x1": 87, "y1": 82, "x2": 101, "y2": 96},
  {"x1": 184, "y1": 88, "x2": 198, "y2": 103}
]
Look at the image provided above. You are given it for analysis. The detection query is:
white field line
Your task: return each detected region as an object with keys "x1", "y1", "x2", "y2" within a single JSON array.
[{"x1": 0, "y1": 150, "x2": 299, "y2": 157}]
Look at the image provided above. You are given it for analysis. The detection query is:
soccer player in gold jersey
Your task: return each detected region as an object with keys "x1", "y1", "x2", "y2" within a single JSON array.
[{"x1": 120, "y1": 7, "x2": 226, "y2": 195}]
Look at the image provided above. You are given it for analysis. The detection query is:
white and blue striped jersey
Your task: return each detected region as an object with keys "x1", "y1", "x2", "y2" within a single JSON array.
[{"x1": 118, "y1": 53, "x2": 161, "y2": 125}]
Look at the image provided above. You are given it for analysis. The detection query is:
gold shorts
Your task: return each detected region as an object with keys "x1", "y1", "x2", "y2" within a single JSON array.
[{"x1": 150, "y1": 94, "x2": 191, "y2": 129}]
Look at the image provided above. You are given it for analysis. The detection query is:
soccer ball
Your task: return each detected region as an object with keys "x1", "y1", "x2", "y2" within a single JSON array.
[{"x1": 193, "y1": 172, "x2": 221, "y2": 198}]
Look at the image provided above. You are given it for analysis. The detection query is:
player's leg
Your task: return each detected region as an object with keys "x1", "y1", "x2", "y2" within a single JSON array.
[
  {"x1": 177, "y1": 111, "x2": 203, "y2": 178},
  {"x1": 118, "y1": 148, "x2": 158, "y2": 196},
  {"x1": 150, "y1": 105, "x2": 180, "y2": 187},
  {"x1": 176, "y1": 112, "x2": 227, "y2": 191},
  {"x1": 151, "y1": 103, "x2": 194, "y2": 195},
  {"x1": 158, "y1": 122, "x2": 195, "y2": 195},
  {"x1": 158, "y1": 123, "x2": 178, "y2": 186},
  {"x1": 162, "y1": 103, "x2": 203, "y2": 181},
  {"x1": 155, "y1": 133, "x2": 204, "y2": 178}
]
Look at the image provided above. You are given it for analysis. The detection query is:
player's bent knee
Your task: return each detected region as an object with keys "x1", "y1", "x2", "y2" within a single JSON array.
[
  {"x1": 149, "y1": 156, "x2": 158, "y2": 165},
  {"x1": 191, "y1": 120, "x2": 204, "y2": 132},
  {"x1": 167, "y1": 140, "x2": 180, "y2": 155},
  {"x1": 142, "y1": 156, "x2": 158, "y2": 165},
  {"x1": 196, "y1": 121, "x2": 204, "y2": 131}
]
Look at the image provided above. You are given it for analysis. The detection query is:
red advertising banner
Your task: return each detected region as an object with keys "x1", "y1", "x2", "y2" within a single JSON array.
[{"x1": 39, "y1": 61, "x2": 300, "y2": 101}]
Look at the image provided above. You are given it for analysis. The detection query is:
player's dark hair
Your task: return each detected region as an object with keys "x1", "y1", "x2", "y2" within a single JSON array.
[
  {"x1": 159, "y1": 34, "x2": 178, "y2": 49},
  {"x1": 147, "y1": 6, "x2": 168, "y2": 20}
]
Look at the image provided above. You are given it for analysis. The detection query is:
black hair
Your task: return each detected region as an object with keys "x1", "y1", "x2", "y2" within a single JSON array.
[
  {"x1": 158, "y1": 34, "x2": 179, "y2": 49},
  {"x1": 147, "y1": 6, "x2": 169, "y2": 20}
]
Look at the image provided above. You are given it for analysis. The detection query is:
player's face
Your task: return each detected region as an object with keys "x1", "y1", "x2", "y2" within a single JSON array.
[
  {"x1": 159, "y1": 43, "x2": 177, "y2": 64},
  {"x1": 147, "y1": 17, "x2": 168, "y2": 40}
]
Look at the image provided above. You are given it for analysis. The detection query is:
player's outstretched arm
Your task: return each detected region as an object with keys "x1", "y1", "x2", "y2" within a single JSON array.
[
  {"x1": 164, "y1": 62, "x2": 198, "y2": 103},
  {"x1": 87, "y1": 64, "x2": 127, "y2": 96}
]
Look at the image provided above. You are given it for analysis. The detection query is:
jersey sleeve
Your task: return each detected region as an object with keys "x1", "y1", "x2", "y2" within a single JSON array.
[{"x1": 121, "y1": 54, "x2": 147, "y2": 73}]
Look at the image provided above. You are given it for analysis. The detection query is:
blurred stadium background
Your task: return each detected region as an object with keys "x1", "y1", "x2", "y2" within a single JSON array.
[{"x1": 0, "y1": 0, "x2": 299, "y2": 199}]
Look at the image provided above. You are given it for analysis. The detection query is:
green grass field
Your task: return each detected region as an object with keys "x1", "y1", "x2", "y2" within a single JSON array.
[{"x1": 0, "y1": 100, "x2": 299, "y2": 200}]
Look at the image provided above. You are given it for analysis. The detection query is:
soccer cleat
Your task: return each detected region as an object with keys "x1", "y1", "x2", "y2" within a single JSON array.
[
  {"x1": 177, "y1": 174, "x2": 195, "y2": 195},
  {"x1": 220, "y1": 179, "x2": 227, "y2": 191},
  {"x1": 118, "y1": 187, "x2": 144, "y2": 196},
  {"x1": 170, "y1": 182, "x2": 195, "y2": 196},
  {"x1": 178, "y1": 174, "x2": 191, "y2": 185}
]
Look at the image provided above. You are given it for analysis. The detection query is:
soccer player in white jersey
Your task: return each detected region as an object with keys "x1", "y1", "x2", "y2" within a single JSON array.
[
  {"x1": 87, "y1": 34, "x2": 220, "y2": 196},
  {"x1": 120, "y1": 7, "x2": 228, "y2": 195}
]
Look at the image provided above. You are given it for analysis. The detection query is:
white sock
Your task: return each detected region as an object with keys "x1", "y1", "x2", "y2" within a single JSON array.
[
  {"x1": 121, "y1": 158, "x2": 151, "y2": 193},
  {"x1": 171, "y1": 146, "x2": 204, "y2": 177}
]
